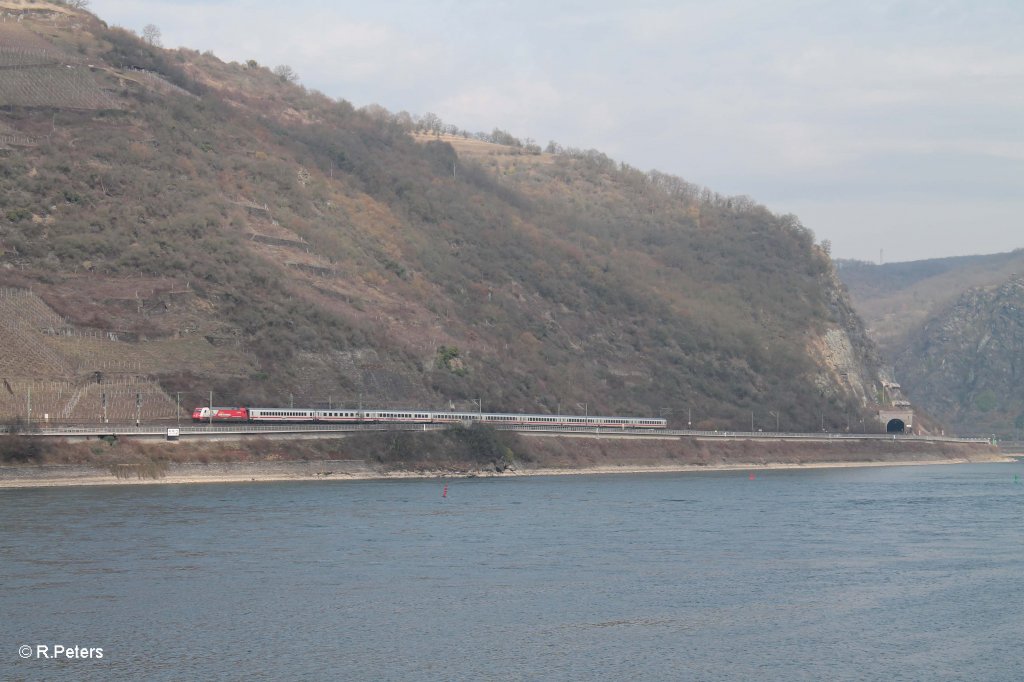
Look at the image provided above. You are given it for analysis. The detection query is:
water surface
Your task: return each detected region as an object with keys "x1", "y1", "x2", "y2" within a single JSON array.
[{"x1": 3, "y1": 462, "x2": 1023, "y2": 680}]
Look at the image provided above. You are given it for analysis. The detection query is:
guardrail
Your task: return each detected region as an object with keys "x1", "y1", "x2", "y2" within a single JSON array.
[
  {"x1": 656, "y1": 429, "x2": 991, "y2": 444},
  {"x1": 0, "y1": 422, "x2": 992, "y2": 444}
]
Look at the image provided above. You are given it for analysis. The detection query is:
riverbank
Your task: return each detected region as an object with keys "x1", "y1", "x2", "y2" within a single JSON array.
[
  {"x1": 0, "y1": 432, "x2": 1008, "y2": 488},
  {"x1": 0, "y1": 456, "x2": 1012, "y2": 489}
]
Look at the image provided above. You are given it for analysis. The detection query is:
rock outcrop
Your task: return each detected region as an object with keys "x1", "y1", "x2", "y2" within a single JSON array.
[{"x1": 896, "y1": 276, "x2": 1024, "y2": 437}]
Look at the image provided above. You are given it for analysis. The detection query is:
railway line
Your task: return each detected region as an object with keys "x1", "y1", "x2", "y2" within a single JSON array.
[{"x1": 1, "y1": 421, "x2": 991, "y2": 445}]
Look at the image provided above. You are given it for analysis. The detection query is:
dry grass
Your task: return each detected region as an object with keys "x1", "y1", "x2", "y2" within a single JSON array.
[
  {"x1": 411, "y1": 132, "x2": 556, "y2": 166},
  {"x1": 0, "y1": 21, "x2": 71, "y2": 52},
  {"x1": 0, "y1": 1, "x2": 75, "y2": 15}
]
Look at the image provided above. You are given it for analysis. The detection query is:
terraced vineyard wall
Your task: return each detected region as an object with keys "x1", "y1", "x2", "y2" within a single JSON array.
[
  {"x1": 0, "y1": 24, "x2": 114, "y2": 109},
  {"x1": 0, "y1": 288, "x2": 176, "y2": 423}
]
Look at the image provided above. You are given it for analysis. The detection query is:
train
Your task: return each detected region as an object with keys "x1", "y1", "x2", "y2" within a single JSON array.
[{"x1": 191, "y1": 406, "x2": 667, "y2": 429}]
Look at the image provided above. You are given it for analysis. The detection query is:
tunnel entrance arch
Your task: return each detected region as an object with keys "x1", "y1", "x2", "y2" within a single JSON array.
[
  {"x1": 886, "y1": 418, "x2": 906, "y2": 433},
  {"x1": 878, "y1": 408, "x2": 913, "y2": 435}
]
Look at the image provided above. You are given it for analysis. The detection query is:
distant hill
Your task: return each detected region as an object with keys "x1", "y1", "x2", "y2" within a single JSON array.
[
  {"x1": 836, "y1": 250, "x2": 1024, "y2": 353},
  {"x1": 837, "y1": 252, "x2": 1024, "y2": 437},
  {"x1": 894, "y1": 277, "x2": 1024, "y2": 438},
  {"x1": 0, "y1": 1, "x2": 887, "y2": 432}
]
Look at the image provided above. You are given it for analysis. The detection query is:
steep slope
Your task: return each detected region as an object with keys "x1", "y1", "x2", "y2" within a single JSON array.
[
  {"x1": 838, "y1": 252, "x2": 1024, "y2": 436},
  {"x1": 0, "y1": 2, "x2": 885, "y2": 431},
  {"x1": 894, "y1": 277, "x2": 1024, "y2": 438},
  {"x1": 837, "y1": 250, "x2": 1024, "y2": 353}
]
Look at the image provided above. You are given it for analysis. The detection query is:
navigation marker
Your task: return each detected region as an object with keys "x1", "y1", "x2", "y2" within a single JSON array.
[{"x1": 442, "y1": 484, "x2": 448, "y2": 498}]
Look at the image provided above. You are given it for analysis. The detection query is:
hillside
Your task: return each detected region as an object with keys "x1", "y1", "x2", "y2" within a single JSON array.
[
  {"x1": 836, "y1": 250, "x2": 1024, "y2": 353},
  {"x1": 0, "y1": 2, "x2": 887, "y2": 432},
  {"x1": 837, "y1": 252, "x2": 1024, "y2": 437},
  {"x1": 892, "y1": 277, "x2": 1024, "y2": 438}
]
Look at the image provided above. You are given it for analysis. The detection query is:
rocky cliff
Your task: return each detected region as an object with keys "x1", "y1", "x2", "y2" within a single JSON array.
[{"x1": 895, "y1": 276, "x2": 1024, "y2": 437}]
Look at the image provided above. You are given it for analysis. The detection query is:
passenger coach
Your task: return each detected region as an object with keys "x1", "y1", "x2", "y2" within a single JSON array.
[{"x1": 193, "y1": 406, "x2": 667, "y2": 429}]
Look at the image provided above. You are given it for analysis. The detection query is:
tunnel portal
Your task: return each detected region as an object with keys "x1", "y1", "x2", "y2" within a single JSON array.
[{"x1": 886, "y1": 418, "x2": 906, "y2": 433}]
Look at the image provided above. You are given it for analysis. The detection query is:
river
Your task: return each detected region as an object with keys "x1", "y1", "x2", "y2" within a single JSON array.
[{"x1": 3, "y1": 462, "x2": 1023, "y2": 680}]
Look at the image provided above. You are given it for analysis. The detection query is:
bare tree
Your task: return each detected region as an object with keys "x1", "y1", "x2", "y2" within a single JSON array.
[
  {"x1": 393, "y1": 110, "x2": 414, "y2": 131},
  {"x1": 273, "y1": 64, "x2": 299, "y2": 83},
  {"x1": 66, "y1": 0, "x2": 90, "y2": 8},
  {"x1": 419, "y1": 112, "x2": 443, "y2": 134},
  {"x1": 142, "y1": 24, "x2": 162, "y2": 47}
]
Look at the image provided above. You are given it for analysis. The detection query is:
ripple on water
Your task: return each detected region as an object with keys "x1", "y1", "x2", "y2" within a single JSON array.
[{"x1": 2, "y1": 462, "x2": 1023, "y2": 680}]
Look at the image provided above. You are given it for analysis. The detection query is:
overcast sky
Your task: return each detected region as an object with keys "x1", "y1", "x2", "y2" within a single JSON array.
[{"x1": 88, "y1": 0, "x2": 1023, "y2": 262}]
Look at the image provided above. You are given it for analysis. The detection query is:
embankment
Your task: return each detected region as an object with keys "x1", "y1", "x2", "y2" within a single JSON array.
[{"x1": 0, "y1": 429, "x2": 1005, "y2": 488}]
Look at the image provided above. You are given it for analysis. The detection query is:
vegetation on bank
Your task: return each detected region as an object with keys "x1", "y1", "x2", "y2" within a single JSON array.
[
  {"x1": 0, "y1": 425, "x2": 526, "y2": 473},
  {"x1": 0, "y1": 429, "x2": 999, "y2": 482}
]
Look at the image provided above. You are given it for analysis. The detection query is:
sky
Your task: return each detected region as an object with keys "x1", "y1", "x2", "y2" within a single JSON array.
[{"x1": 87, "y1": 0, "x2": 1023, "y2": 262}]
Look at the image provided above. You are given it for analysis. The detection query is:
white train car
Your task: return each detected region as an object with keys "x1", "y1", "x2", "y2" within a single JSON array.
[
  {"x1": 203, "y1": 406, "x2": 667, "y2": 429},
  {"x1": 248, "y1": 408, "x2": 316, "y2": 422}
]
